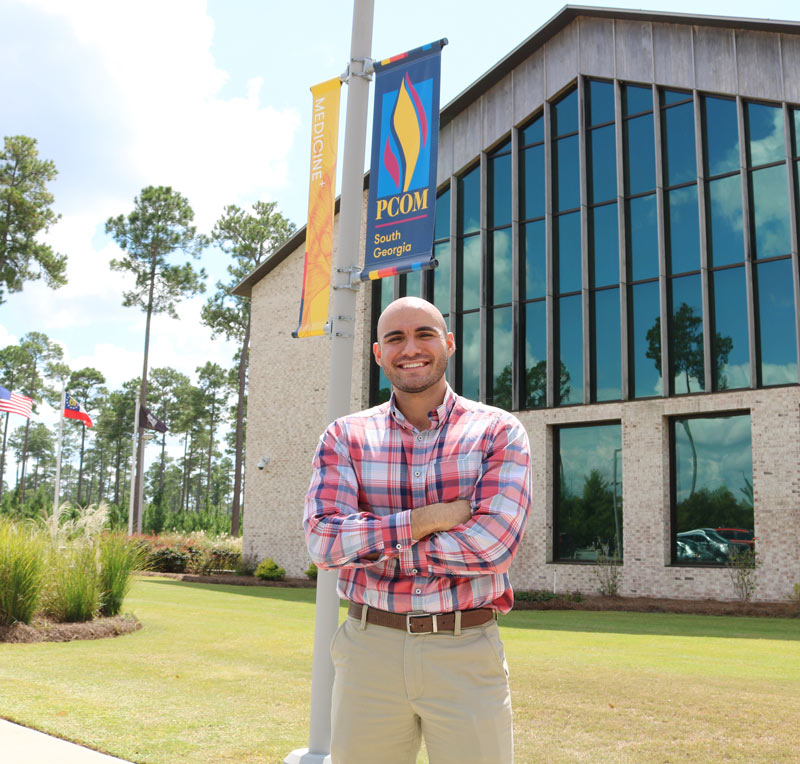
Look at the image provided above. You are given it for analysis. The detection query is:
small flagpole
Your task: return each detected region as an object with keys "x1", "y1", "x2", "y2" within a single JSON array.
[
  {"x1": 128, "y1": 391, "x2": 140, "y2": 535},
  {"x1": 52, "y1": 384, "x2": 66, "y2": 516}
]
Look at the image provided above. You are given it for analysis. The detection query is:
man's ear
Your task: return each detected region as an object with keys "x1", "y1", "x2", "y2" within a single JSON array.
[
  {"x1": 372, "y1": 341, "x2": 382, "y2": 366},
  {"x1": 446, "y1": 331, "x2": 456, "y2": 358}
]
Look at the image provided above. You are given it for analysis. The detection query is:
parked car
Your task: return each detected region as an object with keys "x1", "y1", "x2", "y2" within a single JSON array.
[
  {"x1": 676, "y1": 529, "x2": 733, "y2": 563},
  {"x1": 714, "y1": 528, "x2": 755, "y2": 551},
  {"x1": 676, "y1": 538, "x2": 716, "y2": 562}
]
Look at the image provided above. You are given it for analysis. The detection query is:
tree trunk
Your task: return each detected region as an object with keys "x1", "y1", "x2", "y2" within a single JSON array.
[
  {"x1": 205, "y1": 403, "x2": 215, "y2": 514},
  {"x1": 231, "y1": 314, "x2": 250, "y2": 536},
  {"x1": 113, "y1": 440, "x2": 122, "y2": 506},
  {"x1": 180, "y1": 433, "x2": 189, "y2": 513},
  {"x1": 19, "y1": 417, "x2": 30, "y2": 505},
  {"x1": 681, "y1": 420, "x2": 698, "y2": 496},
  {"x1": 133, "y1": 254, "x2": 158, "y2": 529}
]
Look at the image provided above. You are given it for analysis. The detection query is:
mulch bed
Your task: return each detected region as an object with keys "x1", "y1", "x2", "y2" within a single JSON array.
[{"x1": 0, "y1": 614, "x2": 142, "y2": 644}]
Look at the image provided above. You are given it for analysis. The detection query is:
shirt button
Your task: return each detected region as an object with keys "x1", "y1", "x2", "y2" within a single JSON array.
[
  {"x1": 415, "y1": 589, "x2": 421, "y2": 594},
  {"x1": 411, "y1": 568, "x2": 418, "y2": 575},
  {"x1": 414, "y1": 470, "x2": 421, "y2": 477},
  {"x1": 396, "y1": 544, "x2": 402, "y2": 549},
  {"x1": 417, "y1": 435, "x2": 423, "y2": 441}
]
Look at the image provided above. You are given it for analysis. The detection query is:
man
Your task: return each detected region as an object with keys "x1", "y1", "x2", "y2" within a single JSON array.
[{"x1": 304, "y1": 296, "x2": 532, "y2": 764}]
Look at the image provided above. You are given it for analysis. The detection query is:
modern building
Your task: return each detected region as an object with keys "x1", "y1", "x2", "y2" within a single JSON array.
[{"x1": 234, "y1": 6, "x2": 800, "y2": 602}]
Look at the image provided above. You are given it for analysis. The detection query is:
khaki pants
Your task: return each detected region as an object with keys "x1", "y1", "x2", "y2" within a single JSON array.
[{"x1": 330, "y1": 613, "x2": 513, "y2": 764}]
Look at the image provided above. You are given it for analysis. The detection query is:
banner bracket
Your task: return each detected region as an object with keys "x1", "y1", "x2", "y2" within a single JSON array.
[
  {"x1": 342, "y1": 57, "x2": 374, "y2": 83},
  {"x1": 333, "y1": 265, "x2": 362, "y2": 292}
]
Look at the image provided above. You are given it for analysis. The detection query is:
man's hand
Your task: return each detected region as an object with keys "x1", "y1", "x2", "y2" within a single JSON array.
[{"x1": 411, "y1": 499, "x2": 472, "y2": 540}]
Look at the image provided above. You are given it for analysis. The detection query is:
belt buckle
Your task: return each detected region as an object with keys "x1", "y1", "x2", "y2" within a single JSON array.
[{"x1": 406, "y1": 610, "x2": 438, "y2": 635}]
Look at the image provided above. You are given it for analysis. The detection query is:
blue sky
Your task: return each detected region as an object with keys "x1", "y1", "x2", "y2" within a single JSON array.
[{"x1": 1, "y1": 0, "x2": 799, "y2": 415}]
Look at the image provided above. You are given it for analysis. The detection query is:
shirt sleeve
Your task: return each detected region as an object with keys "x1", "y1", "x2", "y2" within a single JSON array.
[
  {"x1": 303, "y1": 420, "x2": 415, "y2": 569},
  {"x1": 404, "y1": 414, "x2": 532, "y2": 577}
]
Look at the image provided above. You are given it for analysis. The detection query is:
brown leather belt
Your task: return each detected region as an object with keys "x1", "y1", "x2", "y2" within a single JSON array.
[{"x1": 348, "y1": 602, "x2": 494, "y2": 634}]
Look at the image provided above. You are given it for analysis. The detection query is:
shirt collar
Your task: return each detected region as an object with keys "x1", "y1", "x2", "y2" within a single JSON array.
[{"x1": 388, "y1": 383, "x2": 457, "y2": 432}]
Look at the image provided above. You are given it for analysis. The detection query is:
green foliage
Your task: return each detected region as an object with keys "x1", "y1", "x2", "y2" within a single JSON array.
[
  {"x1": 493, "y1": 360, "x2": 570, "y2": 411},
  {"x1": 676, "y1": 485, "x2": 753, "y2": 531},
  {"x1": 139, "y1": 535, "x2": 198, "y2": 573},
  {"x1": 0, "y1": 135, "x2": 67, "y2": 302},
  {"x1": 98, "y1": 534, "x2": 147, "y2": 616},
  {"x1": 594, "y1": 553, "x2": 622, "y2": 597},
  {"x1": 304, "y1": 562, "x2": 318, "y2": 581},
  {"x1": 105, "y1": 186, "x2": 208, "y2": 319},
  {"x1": 726, "y1": 549, "x2": 761, "y2": 602},
  {"x1": 255, "y1": 557, "x2": 285, "y2": 581},
  {"x1": 234, "y1": 555, "x2": 258, "y2": 577},
  {"x1": 43, "y1": 542, "x2": 101, "y2": 623},
  {"x1": 0, "y1": 518, "x2": 47, "y2": 625}
]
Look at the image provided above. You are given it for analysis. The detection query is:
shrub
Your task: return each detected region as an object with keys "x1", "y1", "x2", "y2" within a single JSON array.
[
  {"x1": 255, "y1": 557, "x2": 285, "y2": 581},
  {"x1": 235, "y1": 555, "x2": 258, "y2": 577},
  {"x1": 43, "y1": 542, "x2": 101, "y2": 623},
  {"x1": 726, "y1": 549, "x2": 761, "y2": 602},
  {"x1": 98, "y1": 534, "x2": 148, "y2": 616},
  {"x1": 594, "y1": 553, "x2": 622, "y2": 597},
  {"x1": 0, "y1": 519, "x2": 47, "y2": 625},
  {"x1": 790, "y1": 583, "x2": 800, "y2": 611},
  {"x1": 305, "y1": 562, "x2": 318, "y2": 581},
  {"x1": 186, "y1": 534, "x2": 242, "y2": 575}
]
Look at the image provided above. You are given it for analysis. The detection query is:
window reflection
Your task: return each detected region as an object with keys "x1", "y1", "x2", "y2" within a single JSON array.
[
  {"x1": 672, "y1": 414, "x2": 753, "y2": 565},
  {"x1": 433, "y1": 240, "x2": 450, "y2": 315},
  {"x1": 669, "y1": 275, "x2": 705, "y2": 393},
  {"x1": 588, "y1": 124, "x2": 617, "y2": 203},
  {"x1": 521, "y1": 114, "x2": 544, "y2": 145},
  {"x1": 623, "y1": 84, "x2": 652, "y2": 116},
  {"x1": 593, "y1": 288, "x2": 621, "y2": 401},
  {"x1": 756, "y1": 259, "x2": 798, "y2": 386},
  {"x1": 663, "y1": 101, "x2": 697, "y2": 186},
  {"x1": 591, "y1": 203, "x2": 619, "y2": 287},
  {"x1": 667, "y1": 186, "x2": 700, "y2": 274},
  {"x1": 587, "y1": 79, "x2": 615, "y2": 126},
  {"x1": 627, "y1": 194, "x2": 658, "y2": 281},
  {"x1": 459, "y1": 235, "x2": 481, "y2": 311},
  {"x1": 459, "y1": 311, "x2": 480, "y2": 400},
  {"x1": 631, "y1": 281, "x2": 662, "y2": 398},
  {"x1": 522, "y1": 144, "x2": 545, "y2": 219},
  {"x1": 707, "y1": 175, "x2": 744, "y2": 266},
  {"x1": 553, "y1": 88, "x2": 578, "y2": 136},
  {"x1": 523, "y1": 220, "x2": 546, "y2": 299},
  {"x1": 434, "y1": 188, "x2": 450, "y2": 240},
  {"x1": 558, "y1": 294, "x2": 583, "y2": 405},
  {"x1": 554, "y1": 134, "x2": 580, "y2": 211},
  {"x1": 490, "y1": 307, "x2": 513, "y2": 409},
  {"x1": 490, "y1": 151, "x2": 512, "y2": 227},
  {"x1": 747, "y1": 102, "x2": 785, "y2": 166},
  {"x1": 712, "y1": 266, "x2": 749, "y2": 390},
  {"x1": 703, "y1": 96, "x2": 739, "y2": 176},
  {"x1": 524, "y1": 300, "x2": 548, "y2": 408},
  {"x1": 556, "y1": 211, "x2": 581, "y2": 293},
  {"x1": 624, "y1": 114, "x2": 656, "y2": 194},
  {"x1": 458, "y1": 166, "x2": 480, "y2": 234},
  {"x1": 555, "y1": 423, "x2": 623, "y2": 562},
  {"x1": 751, "y1": 164, "x2": 791, "y2": 258},
  {"x1": 491, "y1": 228, "x2": 512, "y2": 305}
]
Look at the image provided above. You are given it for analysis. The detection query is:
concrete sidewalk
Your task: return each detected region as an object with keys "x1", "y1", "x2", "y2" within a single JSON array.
[{"x1": 1, "y1": 719, "x2": 133, "y2": 763}]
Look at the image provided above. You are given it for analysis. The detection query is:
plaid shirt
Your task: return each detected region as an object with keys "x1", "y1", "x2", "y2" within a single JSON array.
[{"x1": 304, "y1": 385, "x2": 532, "y2": 614}]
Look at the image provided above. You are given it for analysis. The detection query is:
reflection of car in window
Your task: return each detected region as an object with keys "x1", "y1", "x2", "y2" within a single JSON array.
[
  {"x1": 714, "y1": 528, "x2": 755, "y2": 551},
  {"x1": 676, "y1": 538, "x2": 715, "y2": 562},
  {"x1": 676, "y1": 528, "x2": 734, "y2": 563}
]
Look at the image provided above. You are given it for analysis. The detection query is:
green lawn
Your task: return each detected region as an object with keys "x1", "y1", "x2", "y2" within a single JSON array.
[{"x1": 1, "y1": 577, "x2": 798, "y2": 763}]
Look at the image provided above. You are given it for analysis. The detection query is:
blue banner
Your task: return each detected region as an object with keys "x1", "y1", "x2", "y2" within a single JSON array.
[{"x1": 361, "y1": 40, "x2": 446, "y2": 281}]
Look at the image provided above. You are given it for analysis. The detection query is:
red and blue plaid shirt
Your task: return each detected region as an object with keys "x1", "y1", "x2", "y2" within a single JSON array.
[{"x1": 304, "y1": 385, "x2": 532, "y2": 614}]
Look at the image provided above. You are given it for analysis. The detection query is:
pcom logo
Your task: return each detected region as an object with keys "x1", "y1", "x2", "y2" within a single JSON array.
[{"x1": 376, "y1": 72, "x2": 433, "y2": 202}]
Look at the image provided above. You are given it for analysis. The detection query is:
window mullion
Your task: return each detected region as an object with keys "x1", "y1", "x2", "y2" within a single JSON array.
[
  {"x1": 783, "y1": 104, "x2": 800, "y2": 382},
  {"x1": 479, "y1": 151, "x2": 489, "y2": 404},
  {"x1": 545, "y1": 100, "x2": 555, "y2": 408},
  {"x1": 738, "y1": 95, "x2": 758, "y2": 388},
  {"x1": 695, "y1": 91, "x2": 713, "y2": 392},
  {"x1": 511, "y1": 127, "x2": 522, "y2": 411},
  {"x1": 654, "y1": 84, "x2": 670, "y2": 397},
  {"x1": 579, "y1": 75, "x2": 591, "y2": 404},
  {"x1": 615, "y1": 79, "x2": 630, "y2": 401}
]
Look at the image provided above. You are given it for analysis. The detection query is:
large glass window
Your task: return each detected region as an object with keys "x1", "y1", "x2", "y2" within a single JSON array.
[
  {"x1": 671, "y1": 413, "x2": 753, "y2": 565},
  {"x1": 555, "y1": 423, "x2": 623, "y2": 562}
]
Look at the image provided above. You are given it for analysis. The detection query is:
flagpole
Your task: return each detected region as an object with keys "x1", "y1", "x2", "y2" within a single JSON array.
[
  {"x1": 128, "y1": 392, "x2": 140, "y2": 535},
  {"x1": 285, "y1": 2, "x2": 374, "y2": 762},
  {"x1": 52, "y1": 384, "x2": 66, "y2": 516}
]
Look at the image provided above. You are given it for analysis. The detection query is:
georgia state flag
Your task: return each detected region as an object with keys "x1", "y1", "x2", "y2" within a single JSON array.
[{"x1": 65, "y1": 393, "x2": 93, "y2": 427}]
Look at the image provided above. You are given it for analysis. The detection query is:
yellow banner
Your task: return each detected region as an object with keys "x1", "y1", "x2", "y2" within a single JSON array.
[{"x1": 293, "y1": 77, "x2": 342, "y2": 338}]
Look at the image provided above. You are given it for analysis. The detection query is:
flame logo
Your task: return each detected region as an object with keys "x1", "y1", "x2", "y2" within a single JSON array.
[{"x1": 384, "y1": 73, "x2": 428, "y2": 193}]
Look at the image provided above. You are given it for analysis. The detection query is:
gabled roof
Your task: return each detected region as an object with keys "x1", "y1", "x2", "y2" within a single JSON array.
[{"x1": 233, "y1": 4, "x2": 800, "y2": 297}]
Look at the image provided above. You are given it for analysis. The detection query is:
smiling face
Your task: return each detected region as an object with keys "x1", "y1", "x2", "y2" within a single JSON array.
[{"x1": 373, "y1": 297, "x2": 455, "y2": 396}]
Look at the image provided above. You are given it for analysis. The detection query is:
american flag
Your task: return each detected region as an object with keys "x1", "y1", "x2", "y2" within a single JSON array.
[{"x1": 0, "y1": 386, "x2": 33, "y2": 418}]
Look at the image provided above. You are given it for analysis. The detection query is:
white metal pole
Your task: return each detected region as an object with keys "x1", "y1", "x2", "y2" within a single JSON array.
[
  {"x1": 52, "y1": 384, "x2": 66, "y2": 516},
  {"x1": 128, "y1": 392, "x2": 140, "y2": 535},
  {"x1": 136, "y1": 429, "x2": 146, "y2": 534},
  {"x1": 285, "y1": 2, "x2": 374, "y2": 762}
]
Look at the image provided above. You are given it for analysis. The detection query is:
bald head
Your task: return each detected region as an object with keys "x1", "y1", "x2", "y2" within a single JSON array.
[{"x1": 376, "y1": 297, "x2": 448, "y2": 341}]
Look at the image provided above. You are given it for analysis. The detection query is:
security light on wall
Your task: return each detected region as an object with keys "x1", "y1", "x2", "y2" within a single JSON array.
[{"x1": 256, "y1": 456, "x2": 270, "y2": 470}]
